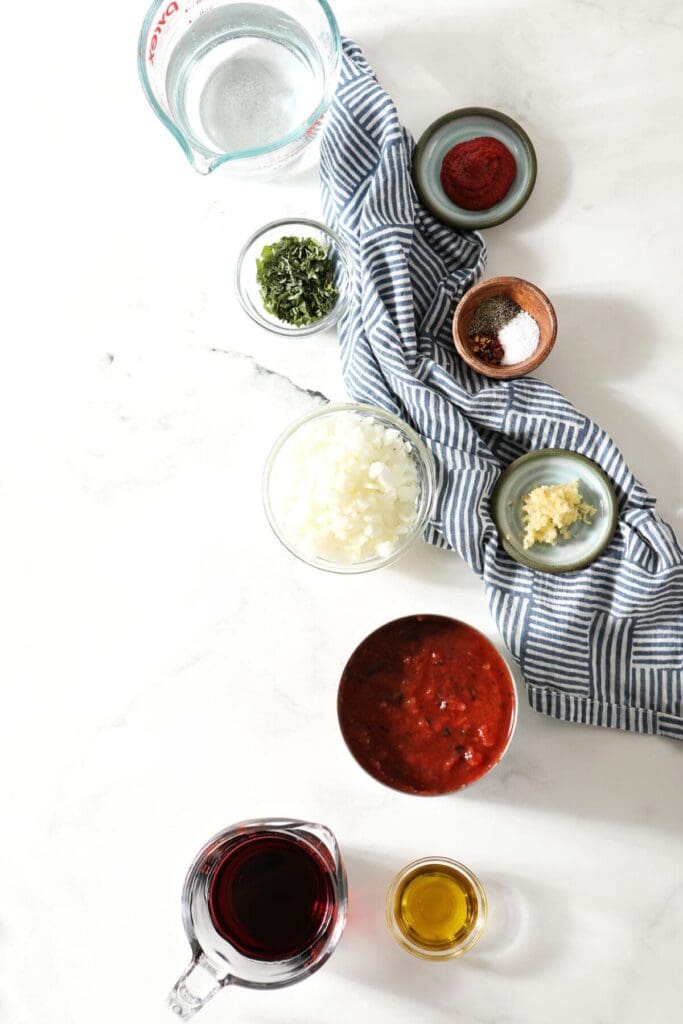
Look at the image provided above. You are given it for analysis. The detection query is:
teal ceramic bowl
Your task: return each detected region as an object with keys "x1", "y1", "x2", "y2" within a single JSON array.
[
  {"x1": 412, "y1": 108, "x2": 537, "y2": 230},
  {"x1": 492, "y1": 449, "x2": 618, "y2": 573}
]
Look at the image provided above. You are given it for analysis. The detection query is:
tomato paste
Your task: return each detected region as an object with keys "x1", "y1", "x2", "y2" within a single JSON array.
[
  {"x1": 440, "y1": 137, "x2": 516, "y2": 211},
  {"x1": 338, "y1": 615, "x2": 516, "y2": 795}
]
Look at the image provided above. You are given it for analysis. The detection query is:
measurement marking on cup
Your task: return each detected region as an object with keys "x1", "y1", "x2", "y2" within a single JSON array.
[{"x1": 148, "y1": 1, "x2": 180, "y2": 64}]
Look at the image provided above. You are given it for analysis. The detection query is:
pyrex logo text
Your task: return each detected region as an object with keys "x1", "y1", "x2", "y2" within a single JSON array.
[{"x1": 148, "y1": 2, "x2": 179, "y2": 64}]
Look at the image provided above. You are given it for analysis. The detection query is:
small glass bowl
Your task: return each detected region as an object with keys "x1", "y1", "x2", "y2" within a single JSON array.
[
  {"x1": 262, "y1": 403, "x2": 437, "y2": 573},
  {"x1": 386, "y1": 857, "x2": 488, "y2": 961},
  {"x1": 235, "y1": 218, "x2": 353, "y2": 336}
]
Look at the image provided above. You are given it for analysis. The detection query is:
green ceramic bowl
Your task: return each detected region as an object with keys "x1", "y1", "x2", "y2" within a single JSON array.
[
  {"x1": 492, "y1": 449, "x2": 618, "y2": 573},
  {"x1": 412, "y1": 107, "x2": 537, "y2": 230}
]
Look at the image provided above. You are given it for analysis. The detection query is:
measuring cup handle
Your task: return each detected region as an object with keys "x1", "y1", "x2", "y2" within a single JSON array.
[{"x1": 168, "y1": 953, "x2": 229, "y2": 1019}]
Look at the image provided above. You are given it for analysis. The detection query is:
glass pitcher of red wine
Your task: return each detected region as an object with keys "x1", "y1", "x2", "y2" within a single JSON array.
[{"x1": 168, "y1": 818, "x2": 348, "y2": 1019}]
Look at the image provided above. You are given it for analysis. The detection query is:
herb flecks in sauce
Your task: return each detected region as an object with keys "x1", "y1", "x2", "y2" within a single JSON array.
[{"x1": 256, "y1": 235, "x2": 337, "y2": 327}]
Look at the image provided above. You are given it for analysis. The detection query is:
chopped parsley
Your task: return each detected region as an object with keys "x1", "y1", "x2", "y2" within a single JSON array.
[{"x1": 256, "y1": 235, "x2": 338, "y2": 327}]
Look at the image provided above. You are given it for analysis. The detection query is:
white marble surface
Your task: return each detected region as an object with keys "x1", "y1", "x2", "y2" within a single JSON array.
[{"x1": 2, "y1": 0, "x2": 683, "y2": 1022}]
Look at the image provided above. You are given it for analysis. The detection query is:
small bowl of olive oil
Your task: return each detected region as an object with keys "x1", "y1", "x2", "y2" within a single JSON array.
[{"x1": 386, "y1": 857, "x2": 487, "y2": 960}]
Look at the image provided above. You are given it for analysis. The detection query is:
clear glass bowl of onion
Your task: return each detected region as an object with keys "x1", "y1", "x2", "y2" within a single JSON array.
[{"x1": 263, "y1": 403, "x2": 437, "y2": 573}]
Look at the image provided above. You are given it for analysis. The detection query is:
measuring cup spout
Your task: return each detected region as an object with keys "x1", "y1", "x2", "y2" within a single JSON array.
[
  {"x1": 168, "y1": 954, "x2": 229, "y2": 1020},
  {"x1": 187, "y1": 150, "x2": 215, "y2": 176}
]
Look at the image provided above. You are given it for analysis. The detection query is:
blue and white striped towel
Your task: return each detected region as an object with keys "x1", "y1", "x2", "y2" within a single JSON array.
[{"x1": 320, "y1": 40, "x2": 683, "y2": 739}]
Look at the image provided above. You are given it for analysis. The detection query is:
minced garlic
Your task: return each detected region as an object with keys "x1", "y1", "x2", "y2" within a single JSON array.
[{"x1": 521, "y1": 479, "x2": 596, "y2": 549}]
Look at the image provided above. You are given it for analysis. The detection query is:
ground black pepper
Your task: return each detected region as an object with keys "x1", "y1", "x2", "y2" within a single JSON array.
[{"x1": 468, "y1": 295, "x2": 520, "y2": 337}]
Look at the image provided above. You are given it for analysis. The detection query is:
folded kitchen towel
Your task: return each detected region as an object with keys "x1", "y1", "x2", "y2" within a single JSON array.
[{"x1": 320, "y1": 40, "x2": 683, "y2": 739}]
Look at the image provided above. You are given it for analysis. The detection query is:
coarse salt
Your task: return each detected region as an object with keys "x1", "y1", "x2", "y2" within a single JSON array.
[
  {"x1": 498, "y1": 310, "x2": 540, "y2": 365},
  {"x1": 269, "y1": 411, "x2": 420, "y2": 565}
]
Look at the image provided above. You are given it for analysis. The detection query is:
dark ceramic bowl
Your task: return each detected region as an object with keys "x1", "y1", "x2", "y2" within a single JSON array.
[
  {"x1": 492, "y1": 449, "x2": 618, "y2": 573},
  {"x1": 412, "y1": 107, "x2": 537, "y2": 230}
]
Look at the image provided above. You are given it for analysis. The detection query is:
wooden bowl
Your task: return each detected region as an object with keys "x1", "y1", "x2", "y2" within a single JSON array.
[{"x1": 452, "y1": 276, "x2": 557, "y2": 379}]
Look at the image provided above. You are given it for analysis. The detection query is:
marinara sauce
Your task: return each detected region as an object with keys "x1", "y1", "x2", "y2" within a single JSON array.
[{"x1": 338, "y1": 616, "x2": 516, "y2": 795}]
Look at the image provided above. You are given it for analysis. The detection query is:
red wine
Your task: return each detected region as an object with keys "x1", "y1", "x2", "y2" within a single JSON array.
[{"x1": 208, "y1": 832, "x2": 335, "y2": 960}]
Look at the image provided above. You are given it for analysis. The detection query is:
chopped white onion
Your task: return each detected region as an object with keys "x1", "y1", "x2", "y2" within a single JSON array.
[{"x1": 269, "y1": 411, "x2": 421, "y2": 564}]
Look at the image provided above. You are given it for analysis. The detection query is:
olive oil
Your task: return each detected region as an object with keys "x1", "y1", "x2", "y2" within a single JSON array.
[{"x1": 387, "y1": 858, "x2": 487, "y2": 959}]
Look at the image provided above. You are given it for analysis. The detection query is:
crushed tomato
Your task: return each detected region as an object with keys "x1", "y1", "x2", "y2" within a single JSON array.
[{"x1": 338, "y1": 615, "x2": 516, "y2": 795}]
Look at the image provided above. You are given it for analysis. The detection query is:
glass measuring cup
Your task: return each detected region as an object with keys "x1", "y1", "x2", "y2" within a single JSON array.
[
  {"x1": 138, "y1": 0, "x2": 341, "y2": 175},
  {"x1": 168, "y1": 818, "x2": 347, "y2": 1018}
]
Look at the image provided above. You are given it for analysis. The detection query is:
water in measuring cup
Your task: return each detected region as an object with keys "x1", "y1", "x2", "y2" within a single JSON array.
[{"x1": 165, "y1": 3, "x2": 325, "y2": 156}]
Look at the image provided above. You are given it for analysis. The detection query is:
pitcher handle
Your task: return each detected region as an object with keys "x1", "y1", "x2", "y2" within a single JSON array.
[{"x1": 168, "y1": 953, "x2": 229, "y2": 1020}]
